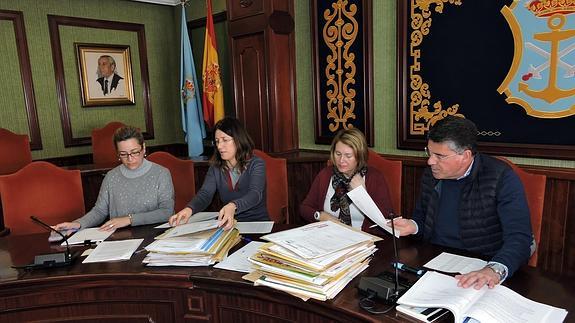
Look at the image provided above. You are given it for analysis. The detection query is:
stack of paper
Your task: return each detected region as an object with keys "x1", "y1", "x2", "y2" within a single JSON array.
[
  {"x1": 143, "y1": 220, "x2": 241, "y2": 267},
  {"x1": 397, "y1": 271, "x2": 568, "y2": 323},
  {"x1": 245, "y1": 221, "x2": 380, "y2": 301}
]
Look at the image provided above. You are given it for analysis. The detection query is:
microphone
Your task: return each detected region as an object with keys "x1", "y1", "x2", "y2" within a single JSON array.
[
  {"x1": 358, "y1": 211, "x2": 408, "y2": 306},
  {"x1": 29, "y1": 216, "x2": 73, "y2": 268},
  {"x1": 388, "y1": 211, "x2": 404, "y2": 301}
]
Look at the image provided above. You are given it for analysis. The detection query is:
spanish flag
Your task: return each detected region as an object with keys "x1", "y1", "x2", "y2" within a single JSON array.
[{"x1": 202, "y1": 0, "x2": 224, "y2": 127}]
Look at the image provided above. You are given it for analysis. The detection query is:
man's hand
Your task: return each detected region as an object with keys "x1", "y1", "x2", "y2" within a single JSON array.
[
  {"x1": 455, "y1": 267, "x2": 500, "y2": 289},
  {"x1": 387, "y1": 217, "x2": 417, "y2": 236}
]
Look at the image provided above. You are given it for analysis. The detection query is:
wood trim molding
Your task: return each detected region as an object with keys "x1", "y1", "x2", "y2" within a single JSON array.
[
  {"x1": 0, "y1": 10, "x2": 42, "y2": 150},
  {"x1": 47, "y1": 15, "x2": 154, "y2": 147},
  {"x1": 187, "y1": 11, "x2": 227, "y2": 29}
]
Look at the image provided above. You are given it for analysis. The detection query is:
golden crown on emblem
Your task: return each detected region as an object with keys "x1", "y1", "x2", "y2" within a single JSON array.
[{"x1": 527, "y1": 0, "x2": 575, "y2": 17}]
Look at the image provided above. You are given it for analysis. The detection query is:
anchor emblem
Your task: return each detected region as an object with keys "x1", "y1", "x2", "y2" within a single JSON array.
[
  {"x1": 498, "y1": 0, "x2": 575, "y2": 118},
  {"x1": 519, "y1": 14, "x2": 575, "y2": 103}
]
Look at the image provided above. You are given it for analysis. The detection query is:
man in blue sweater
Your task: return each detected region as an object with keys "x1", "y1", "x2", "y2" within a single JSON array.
[{"x1": 392, "y1": 116, "x2": 533, "y2": 289}]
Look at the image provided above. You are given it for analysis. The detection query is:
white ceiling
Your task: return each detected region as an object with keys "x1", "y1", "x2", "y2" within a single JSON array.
[{"x1": 130, "y1": 0, "x2": 181, "y2": 6}]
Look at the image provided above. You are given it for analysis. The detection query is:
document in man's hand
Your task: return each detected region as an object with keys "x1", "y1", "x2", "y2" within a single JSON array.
[
  {"x1": 62, "y1": 227, "x2": 114, "y2": 246},
  {"x1": 346, "y1": 185, "x2": 400, "y2": 237},
  {"x1": 397, "y1": 271, "x2": 568, "y2": 323}
]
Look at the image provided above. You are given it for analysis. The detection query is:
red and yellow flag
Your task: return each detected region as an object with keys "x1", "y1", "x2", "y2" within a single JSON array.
[{"x1": 202, "y1": 0, "x2": 224, "y2": 127}]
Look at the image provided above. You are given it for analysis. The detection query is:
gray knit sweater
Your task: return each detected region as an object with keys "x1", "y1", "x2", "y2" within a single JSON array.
[{"x1": 75, "y1": 159, "x2": 174, "y2": 228}]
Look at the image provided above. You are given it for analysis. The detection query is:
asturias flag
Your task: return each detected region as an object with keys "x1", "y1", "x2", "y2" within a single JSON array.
[
  {"x1": 202, "y1": 0, "x2": 224, "y2": 127},
  {"x1": 180, "y1": 4, "x2": 206, "y2": 157}
]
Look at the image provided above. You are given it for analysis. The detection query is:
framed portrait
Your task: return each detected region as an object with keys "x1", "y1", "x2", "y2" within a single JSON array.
[{"x1": 76, "y1": 43, "x2": 135, "y2": 107}]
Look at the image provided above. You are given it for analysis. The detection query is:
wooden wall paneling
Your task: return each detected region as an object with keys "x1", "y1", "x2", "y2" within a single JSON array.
[
  {"x1": 227, "y1": 0, "x2": 298, "y2": 153},
  {"x1": 0, "y1": 10, "x2": 42, "y2": 150},
  {"x1": 232, "y1": 34, "x2": 269, "y2": 151},
  {"x1": 286, "y1": 159, "x2": 327, "y2": 225},
  {"x1": 540, "y1": 178, "x2": 573, "y2": 275},
  {"x1": 566, "y1": 183, "x2": 575, "y2": 276}
]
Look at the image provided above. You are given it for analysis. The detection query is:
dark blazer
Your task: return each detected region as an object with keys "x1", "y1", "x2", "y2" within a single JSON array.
[{"x1": 96, "y1": 74, "x2": 123, "y2": 94}]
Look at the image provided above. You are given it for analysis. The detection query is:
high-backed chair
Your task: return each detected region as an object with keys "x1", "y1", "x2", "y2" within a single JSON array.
[
  {"x1": 0, "y1": 128, "x2": 32, "y2": 175},
  {"x1": 0, "y1": 161, "x2": 85, "y2": 235},
  {"x1": 367, "y1": 150, "x2": 402, "y2": 215},
  {"x1": 147, "y1": 151, "x2": 195, "y2": 212},
  {"x1": 497, "y1": 157, "x2": 546, "y2": 267},
  {"x1": 253, "y1": 150, "x2": 288, "y2": 224},
  {"x1": 91, "y1": 122, "x2": 126, "y2": 167}
]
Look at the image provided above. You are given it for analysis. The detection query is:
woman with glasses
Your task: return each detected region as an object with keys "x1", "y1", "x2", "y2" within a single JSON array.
[
  {"x1": 299, "y1": 128, "x2": 393, "y2": 234},
  {"x1": 169, "y1": 117, "x2": 269, "y2": 230},
  {"x1": 54, "y1": 126, "x2": 174, "y2": 232}
]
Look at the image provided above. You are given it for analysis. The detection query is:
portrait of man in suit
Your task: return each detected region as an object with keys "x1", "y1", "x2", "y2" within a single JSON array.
[
  {"x1": 96, "y1": 55, "x2": 124, "y2": 96},
  {"x1": 77, "y1": 44, "x2": 135, "y2": 106}
]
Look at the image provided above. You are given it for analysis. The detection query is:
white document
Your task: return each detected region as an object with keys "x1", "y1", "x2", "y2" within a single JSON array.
[
  {"x1": 154, "y1": 212, "x2": 219, "y2": 229},
  {"x1": 424, "y1": 252, "x2": 487, "y2": 274},
  {"x1": 261, "y1": 221, "x2": 373, "y2": 259},
  {"x1": 157, "y1": 220, "x2": 219, "y2": 239},
  {"x1": 82, "y1": 239, "x2": 143, "y2": 264},
  {"x1": 214, "y1": 241, "x2": 265, "y2": 273},
  {"x1": 236, "y1": 221, "x2": 274, "y2": 234},
  {"x1": 397, "y1": 271, "x2": 568, "y2": 323},
  {"x1": 63, "y1": 227, "x2": 114, "y2": 246},
  {"x1": 346, "y1": 185, "x2": 400, "y2": 237}
]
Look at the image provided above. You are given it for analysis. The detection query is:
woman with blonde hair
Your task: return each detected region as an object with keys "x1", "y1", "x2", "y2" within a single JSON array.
[{"x1": 300, "y1": 128, "x2": 393, "y2": 233}]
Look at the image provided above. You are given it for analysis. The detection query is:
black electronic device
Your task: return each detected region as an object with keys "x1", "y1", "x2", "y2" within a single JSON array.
[
  {"x1": 358, "y1": 270, "x2": 412, "y2": 303},
  {"x1": 26, "y1": 216, "x2": 73, "y2": 268},
  {"x1": 358, "y1": 212, "x2": 407, "y2": 304}
]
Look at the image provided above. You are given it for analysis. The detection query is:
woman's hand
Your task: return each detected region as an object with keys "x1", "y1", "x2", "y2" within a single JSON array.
[
  {"x1": 318, "y1": 211, "x2": 339, "y2": 222},
  {"x1": 169, "y1": 207, "x2": 193, "y2": 226},
  {"x1": 100, "y1": 216, "x2": 131, "y2": 231},
  {"x1": 349, "y1": 173, "x2": 365, "y2": 190},
  {"x1": 218, "y1": 203, "x2": 237, "y2": 230}
]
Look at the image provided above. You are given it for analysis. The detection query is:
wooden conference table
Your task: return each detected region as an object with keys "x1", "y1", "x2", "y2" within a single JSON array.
[{"x1": 0, "y1": 224, "x2": 573, "y2": 323}]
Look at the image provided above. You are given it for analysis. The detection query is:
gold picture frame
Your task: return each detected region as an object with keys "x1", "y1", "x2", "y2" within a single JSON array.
[{"x1": 76, "y1": 43, "x2": 135, "y2": 107}]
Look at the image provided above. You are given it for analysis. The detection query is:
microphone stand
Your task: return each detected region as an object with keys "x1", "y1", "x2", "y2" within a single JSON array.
[
  {"x1": 389, "y1": 211, "x2": 400, "y2": 302},
  {"x1": 29, "y1": 216, "x2": 72, "y2": 267}
]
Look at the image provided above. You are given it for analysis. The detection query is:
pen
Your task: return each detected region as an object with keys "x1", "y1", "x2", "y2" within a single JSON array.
[{"x1": 393, "y1": 262, "x2": 426, "y2": 276}]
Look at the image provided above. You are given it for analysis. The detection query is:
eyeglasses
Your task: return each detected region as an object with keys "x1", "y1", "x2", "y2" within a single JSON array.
[
  {"x1": 214, "y1": 137, "x2": 233, "y2": 146},
  {"x1": 334, "y1": 151, "x2": 355, "y2": 160},
  {"x1": 424, "y1": 146, "x2": 462, "y2": 161},
  {"x1": 118, "y1": 149, "x2": 143, "y2": 159}
]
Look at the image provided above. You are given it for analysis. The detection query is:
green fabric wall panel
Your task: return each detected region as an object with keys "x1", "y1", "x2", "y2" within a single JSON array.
[
  {"x1": 0, "y1": 19, "x2": 28, "y2": 135},
  {"x1": 0, "y1": 0, "x2": 182, "y2": 159}
]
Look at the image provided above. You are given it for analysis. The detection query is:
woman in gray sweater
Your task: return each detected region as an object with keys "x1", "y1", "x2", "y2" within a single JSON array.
[
  {"x1": 169, "y1": 117, "x2": 269, "y2": 230},
  {"x1": 54, "y1": 126, "x2": 174, "y2": 232}
]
